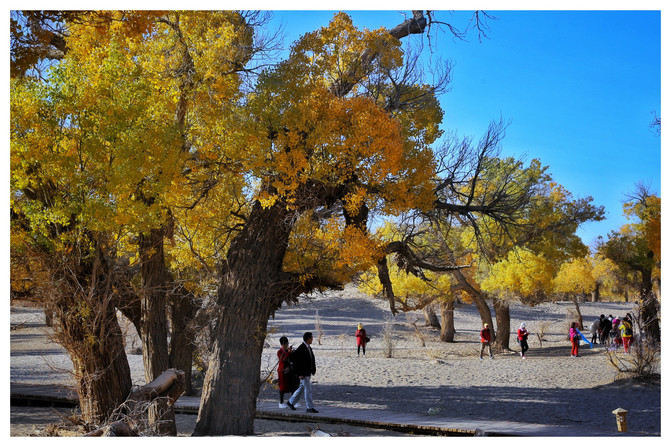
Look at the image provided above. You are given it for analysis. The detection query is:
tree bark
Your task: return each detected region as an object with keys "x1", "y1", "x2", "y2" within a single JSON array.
[
  {"x1": 138, "y1": 228, "x2": 175, "y2": 435},
  {"x1": 66, "y1": 301, "x2": 133, "y2": 425},
  {"x1": 85, "y1": 369, "x2": 186, "y2": 436},
  {"x1": 439, "y1": 299, "x2": 455, "y2": 342},
  {"x1": 423, "y1": 303, "x2": 441, "y2": 329},
  {"x1": 193, "y1": 201, "x2": 294, "y2": 436},
  {"x1": 571, "y1": 296, "x2": 584, "y2": 330},
  {"x1": 639, "y1": 254, "x2": 660, "y2": 342},
  {"x1": 492, "y1": 298, "x2": 510, "y2": 352},
  {"x1": 590, "y1": 282, "x2": 600, "y2": 302},
  {"x1": 168, "y1": 285, "x2": 199, "y2": 395},
  {"x1": 450, "y1": 269, "x2": 495, "y2": 341},
  {"x1": 50, "y1": 243, "x2": 134, "y2": 425}
]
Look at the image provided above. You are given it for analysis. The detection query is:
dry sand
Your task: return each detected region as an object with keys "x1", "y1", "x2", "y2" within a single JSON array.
[{"x1": 9, "y1": 285, "x2": 661, "y2": 437}]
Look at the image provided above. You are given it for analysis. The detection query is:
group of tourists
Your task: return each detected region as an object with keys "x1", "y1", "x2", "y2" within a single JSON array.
[
  {"x1": 478, "y1": 314, "x2": 635, "y2": 360},
  {"x1": 588, "y1": 314, "x2": 635, "y2": 353},
  {"x1": 479, "y1": 322, "x2": 530, "y2": 359},
  {"x1": 276, "y1": 323, "x2": 369, "y2": 412},
  {"x1": 276, "y1": 315, "x2": 635, "y2": 413}
]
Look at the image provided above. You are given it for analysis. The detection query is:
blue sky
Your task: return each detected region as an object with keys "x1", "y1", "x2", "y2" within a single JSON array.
[{"x1": 268, "y1": 9, "x2": 662, "y2": 248}]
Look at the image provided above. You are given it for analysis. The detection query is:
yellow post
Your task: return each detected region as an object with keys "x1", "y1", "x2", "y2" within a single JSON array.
[{"x1": 612, "y1": 408, "x2": 629, "y2": 432}]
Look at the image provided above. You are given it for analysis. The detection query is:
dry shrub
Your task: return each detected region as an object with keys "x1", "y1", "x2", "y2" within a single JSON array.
[
  {"x1": 605, "y1": 306, "x2": 660, "y2": 381},
  {"x1": 407, "y1": 315, "x2": 427, "y2": 347},
  {"x1": 530, "y1": 320, "x2": 552, "y2": 347},
  {"x1": 382, "y1": 314, "x2": 395, "y2": 358},
  {"x1": 315, "y1": 310, "x2": 324, "y2": 345}
]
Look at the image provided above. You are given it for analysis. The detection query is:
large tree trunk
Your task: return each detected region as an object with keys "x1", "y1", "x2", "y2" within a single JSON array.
[
  {"x1": 640, "y1": 259, "x2": 660, "y2": 342},
  {"x1": 450, "y1": 269, "x2": 495, "y2": 341},
  {"x1": 50, "y1": 242, "x2": 133, "y2": 425},
  {"x1": 63, "y1": 300, "x2": 133, "y2": 425},
  {"x1": 138, "y1": 228, "x2": 175, "y2": 435},
  {"x1": 169, "y1": 285, "x2": 198, "y2": 395},
  {"x1": 591, "y1": 283, "x2": 600, "y2": 302},
  {"x1": 492, "y1": 298, "x2": 510, "y2": 353},
  {"x1": 439, "y1": 299, "x2": 455, "y2": 342},
  {"x1": 193, "y1": 201, "x2": 292, "y2": 436}
]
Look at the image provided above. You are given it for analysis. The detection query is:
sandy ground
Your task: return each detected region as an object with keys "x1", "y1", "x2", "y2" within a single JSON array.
[{"x1": 8, "y1": 285, "x2": 662, "y2": 437}]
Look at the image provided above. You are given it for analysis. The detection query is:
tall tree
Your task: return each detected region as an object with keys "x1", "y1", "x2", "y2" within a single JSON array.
[
  {"x1": 598, "y1": 184, "x2": 660, "y2": 341},
  {"x1": 193, "y1": 12, "x2": 448, "y2": 435},
  {"x1": 10, "y1": 10, "x2": 260, "y2": 429}
]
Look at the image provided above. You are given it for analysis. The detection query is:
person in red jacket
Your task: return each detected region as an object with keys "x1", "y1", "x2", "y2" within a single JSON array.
[
  {"x1": 355, "y1": 323, "x2": 368, "y2": 357},
  {"x1": 277, "y1": 336, "x2": 298, "y2": 408},
  {"x1": 517, "y1": 322, "x2": 529, "y2": 359},
  {"x1": 479, "y1": 323, "x2": 493, "y2": 359}
]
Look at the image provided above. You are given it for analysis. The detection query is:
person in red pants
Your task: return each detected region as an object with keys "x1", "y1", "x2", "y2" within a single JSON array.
[
  {"x1": 619, "y1": 317, "x2": 633, "y2": 353},
  {"x1": 569, "y1": 322, "x2": 580, "y2": 357}
]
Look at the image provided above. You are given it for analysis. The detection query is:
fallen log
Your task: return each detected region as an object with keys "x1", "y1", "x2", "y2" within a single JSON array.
[{"x1": 85, "y1": 368, "x2": 185, "y2": 436}]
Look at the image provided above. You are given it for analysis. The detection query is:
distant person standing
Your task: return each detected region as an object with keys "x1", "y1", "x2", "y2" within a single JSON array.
[
  {"x1": 355, "y1": 323, "x2": 368, "y2": 357},
  {"x1": 287, "y1": 332, "x2": 319, "y2": 413},
  {"x1": 589, "y1": 317, "x2": 601, "y2": 344},
  {"x1": 517, "y1": 322, "x2": 529, "y2": 359},
  {"x1": 479, "y1": 323, "x2": 493, "y2": 359},
  {"x1": 619, "y1": 317, "x2": 633, "y2": 353},
  {"x1": 570, "y1": 322, "x2": 580, "y2": 357}
]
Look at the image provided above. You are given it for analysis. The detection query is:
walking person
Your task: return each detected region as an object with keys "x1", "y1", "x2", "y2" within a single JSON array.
[
  {"x1": 479, "y1": 323, "x2": 493, "y2": 359},
  {"x1": 277, "y1": 336, "x2": 298, "y2": 408},
  {"x1": 355, "y1": 323, "x2": 368, "y2": 357},
  {"x1": 517, "y1": 322, "x2": 529, "y2": 359},
  {"x1": 570, "y1": 322, "x2": 580, "y2": 357},
  {"x1": 619, "y1": 317, "x2": 633, "y2": 354},
  {"x1": 287, "y1": 332, "x2": 319, "y2": 413}
]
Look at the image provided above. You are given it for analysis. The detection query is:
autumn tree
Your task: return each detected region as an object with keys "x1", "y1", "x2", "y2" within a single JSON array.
[
  {"x1": 10, "y1": 10, "x2": 264, "y2": 430},
  {"x1": 373, "y1": 153, "x2": 604, "y2": 352},
  {"x1": 598, "y1": 183, "x2": 661, "y2": 342},
  {"x1": 553, "y1": 257, "x2": 597, "y2": 328}
]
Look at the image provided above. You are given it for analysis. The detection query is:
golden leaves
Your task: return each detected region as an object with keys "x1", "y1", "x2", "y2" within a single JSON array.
[{"x1": 481, "y1": 249, "x2": 555, "y2": 302}]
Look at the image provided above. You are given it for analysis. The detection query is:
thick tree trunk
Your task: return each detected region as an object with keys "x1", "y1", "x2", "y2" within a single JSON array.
[
  {"x1": 492, "y1": 298, "x2": 510, "y2": 353},
  {"x1": 193, "y1": 201, "x2": 292, "y2": 436},
  {"x1": 49, "y1": 242, "x2": 133, "y2": 425},
  {"x1": 640, "y1": 260, "x2": 660, "y2": 342},
  {"x1": 439, "y1": 299, "x2": 455, "y2": 342},
  {"x1": 169, "y1": 285, "x2": 198, "y2": 395},
  {"x1": 65, "y1": 300, "x2": 133, "y2": 425},
  {"x1": 450, "y1": 270, "x2": 495, "y2": 341},
  {"x1": 138, "y1": 228, "x2": 175, "y2": 435},
  {"x1": 591, "y1": 283, "x2": 600, "y2": 302}
]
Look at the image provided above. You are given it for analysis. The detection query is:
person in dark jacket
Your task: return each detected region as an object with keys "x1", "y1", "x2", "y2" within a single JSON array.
[
  {"x1": 286, "y1": 332, "x2": 318, "y2": 413},
  {"x1": 600, "y1": 315, "x2": 612, "y2": 345}
]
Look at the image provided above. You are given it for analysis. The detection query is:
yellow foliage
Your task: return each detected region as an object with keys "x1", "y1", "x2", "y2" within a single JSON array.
[
  {"x1": 553, "y1": 258, "x2": 595, "y2": 295},
  {"x1": 481, "y1": 249, "x2": 555, "y2": 301}
]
